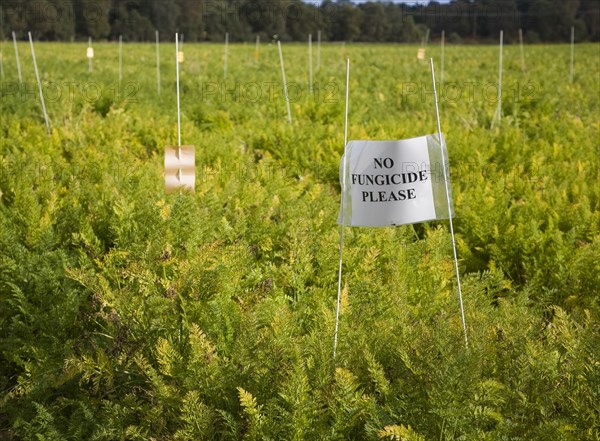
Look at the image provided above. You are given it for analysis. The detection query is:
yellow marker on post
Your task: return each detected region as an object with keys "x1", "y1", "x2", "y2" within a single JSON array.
[{"x1": 87, "y1": 37, "x2": 94, "y2": 72}]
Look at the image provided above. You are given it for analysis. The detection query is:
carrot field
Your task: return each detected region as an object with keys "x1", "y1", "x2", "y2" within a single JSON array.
[{"x1": 0, "y1": 40, "x2": 599, "y2": 439}]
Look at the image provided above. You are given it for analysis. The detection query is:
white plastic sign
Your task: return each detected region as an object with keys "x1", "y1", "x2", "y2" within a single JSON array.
[
  {"x1": 338, "y1": 135, "x2": 453, "y2": 227},
  {"x1": 87, "y1": 47, "x2": 94, "y2": 58}
]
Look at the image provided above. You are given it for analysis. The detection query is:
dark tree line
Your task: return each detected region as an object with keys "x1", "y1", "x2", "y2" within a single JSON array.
[{"x1": 1, "y1": 0, "x2": 598, "y2": 43}]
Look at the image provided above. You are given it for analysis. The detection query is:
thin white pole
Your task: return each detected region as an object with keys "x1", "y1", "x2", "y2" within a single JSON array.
[
  {"x1": 0, "y1": 14, "x2": 3, "y2": 79},
  {"x1": 156, "y1": 30, "x2": 160, "y2": 95},
  {"x1": 255, "y1": 34, "x2": 260, "y2": 61},
  {"x1": 317, "y1": 30, "x2": 321, "y2": 72},
  {"x1": 0, "y1": 28, "x2": 4, "y2": 79},
  {"x1": 430, "y1": 57, "x2": 467, "y2": 349},
  {"x1": 28, "y1": 32, "x2": 50, "y2": 135},
  {"x1": 277, "y1": 40, "x2": 292, "y2": 124},
  {"x1": 12, "y1": 31, "x2": 22, "y2": 83},
  {"x1": 224, "y1": 32, "x2": 229, "y2": 80},
  {"x1": 498, "y1": 30, "x2": 503, "y2": 127},
  {"x1": 333, "y1": 58, "x2": 350, "y2": 359},
  {"x1": 441, "y1": 30, "x2": 445, "y2": 85},
  {"x1": 309, "y1": 33, "x2": 313, "y2": 95},
  {"x1": 176, "y1": 33, "x2": 181, "y2": 148},
  {"x1": 493, "y1": 30, "x2": 503, "y2": 129},
  {"x1": 88, "y1": 37, "x2": 92, "y2": 72},
  {"x1": 118, "y1": 35, "x2": 122, "y2": 83},
  {"x1": 518, "y1": 28, "x2": 525, "y2": 71},
  {"x1": 570, "y1": 26, "x2": 574, "y2": 83}
]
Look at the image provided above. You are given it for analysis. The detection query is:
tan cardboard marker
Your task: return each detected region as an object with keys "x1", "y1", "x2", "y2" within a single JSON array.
[{"x1": 165, "y1": 145, "x2": 195, "y2": 192}]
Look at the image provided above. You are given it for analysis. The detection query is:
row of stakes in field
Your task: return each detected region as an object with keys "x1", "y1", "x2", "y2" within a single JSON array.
[
  {"x1": 162, "y1": 29, "x2": 522, "y2": 354},
  {"x1": 0, "y1": 27, "x2": 580, "y2": 83},
  {"x1": 0, "y1": 29, "x2": 584, "y2": 358},
  {"x1": 6, "y1": 30, "x2": 324, "y2": 132},
  {"x1": 165, "y1": 30, "x2": 322, "y2": 191},
  {"x1": 5, "y1": 27, "x2": 581, "y2": 166},
  {"x1": 4, "y1": 27, "x2": 582, "y2": 154},
  {"x1": 0, "y1": 28, "x2": 461, "y2": 359},
  {"x1": 6, "y1": 29, "x2": 468, "y2": 354},
  {"x1": 86, "y1": 34, "x2": 124, "y2": 82},
  {"x1": 5, "y1": 27, "x2": 579, "y2": 127},
  {"x1": 81, "y1": 30, "x2": 323, "y2": 97},
  {"x1": 334, "y1": 24, "x2": 575, "y2": 354},
  {"x1": 6, "y1": 27, "x2": 582, "y2": 204}
]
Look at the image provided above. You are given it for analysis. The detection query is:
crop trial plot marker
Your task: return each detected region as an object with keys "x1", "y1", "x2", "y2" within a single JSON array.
[
  {"x1": 254, "y1": 34, "x2": 260, "y2": 61},
  {"x1": 165, "y1": 145, "x2": 195, "y2": 192},
  {"x1": 519, "y1": 28, "x2": 526, "y2": 71},
  {"x1": 0, "y1": 31, "x2": 4, "y2": 79},
  {"x1": 491, "y1": 30, "x2": 503, "y2": 129},
  {"x1": 178, "y1": 33, "x2": 184, "y2": 64},
  {"x1": 87, "y1": 37, "x2": 94, "y2": 72},
  {"x1": 441, "y1": 30, "x2": 445, "y2": 85},
  {"x1": 317, "y1": 30, "x2": 321, "y2": 72},
  {"x1": 570, "y1": 26, "x2": 575, "y2": 83},
  {"x1": 118, "y1": 35, "x2": 122, "y2": 83},
  {"x1": 156, "y1": 30, "x2": 161, "y2": 95},
  {"x1": 28, "y1": 32, "x2": 50, "y2": 135},
  {"x1": 417, "y1": 28, "x2": 429, "y2": 61},
  {"x1": 309, "y1": 33, "x2": 313, "y2": 95},
  {"x1": 224, "y1": 32, "x2": 229, "y2": 80},
  {"x1": 334, "y1": 57, "x2": 467, "y2": 358},
  {"x1": 165, "y1": 33, "x2": 195, "y2": 194},
  {"x1": 12, "y1": 31, "x2": 22, "y2": 83},
  {"x1": 277, "y1": 40, "x2": 292, "y2": 124},
  {"x1": 0, "y1": 16, "x2": 4, "y2": 79}
]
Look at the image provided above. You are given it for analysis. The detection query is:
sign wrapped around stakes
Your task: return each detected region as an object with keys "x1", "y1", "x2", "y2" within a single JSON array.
[
  {"x1": 87, "y1": 47, "x2": 94, "y2": 58},
  {"x1": 165, "y1": 145, "x2": 195, "y2": 193},
  {"x1": 417, "y1": 48, "x2": 425, "y2": 60},
  {"x1": 338, "y1": 134, "x2": 453, "y2": 227},
  {"x1": 178, "y1": 51, "x2": 184, "y2": 63}
]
